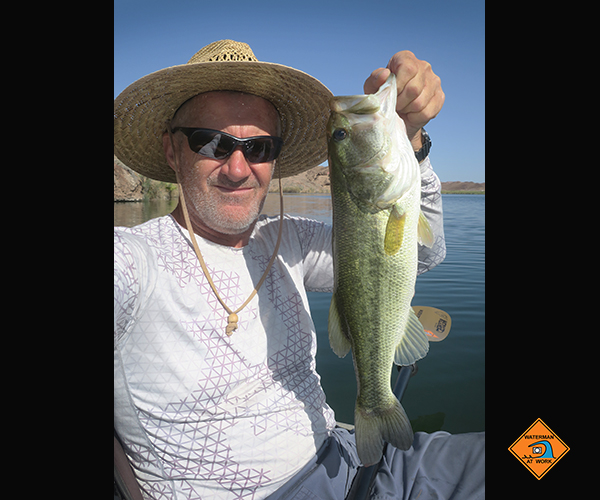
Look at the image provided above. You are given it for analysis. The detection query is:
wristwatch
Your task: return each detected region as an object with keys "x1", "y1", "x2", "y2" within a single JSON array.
[{"x1": 414, "y1": 129, "x2": 431, "y2": 163}]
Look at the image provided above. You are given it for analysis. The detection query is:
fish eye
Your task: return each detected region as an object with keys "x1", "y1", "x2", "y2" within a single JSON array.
[{"x1": 332, "y1": 128, "x2": 348, "y2": 142}]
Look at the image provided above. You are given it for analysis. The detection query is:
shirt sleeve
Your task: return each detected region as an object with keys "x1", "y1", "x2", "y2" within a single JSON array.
[
  {"x1": 288, "y1": 217, "x2": 334, "y2": 293},
  {"x1": 114, "y1": 230, "x2": 155, "y2": 347},
  {"x1": 417, "y1": 157, "x2": 446, "y2": 275}
]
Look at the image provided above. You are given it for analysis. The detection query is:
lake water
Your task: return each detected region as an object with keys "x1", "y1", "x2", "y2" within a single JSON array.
[{"x1": 114, "y1": 193, "x2": 485, "y2": 434}]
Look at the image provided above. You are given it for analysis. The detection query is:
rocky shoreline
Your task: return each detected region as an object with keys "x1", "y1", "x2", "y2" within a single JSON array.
[{"x1": 115, "y1": 157, "x2": 484, "y2": 202}]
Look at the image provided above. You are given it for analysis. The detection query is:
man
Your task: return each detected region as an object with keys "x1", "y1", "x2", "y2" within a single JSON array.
[{"x1": 114, "y1": 40, "x2": 483, "y2": 500}]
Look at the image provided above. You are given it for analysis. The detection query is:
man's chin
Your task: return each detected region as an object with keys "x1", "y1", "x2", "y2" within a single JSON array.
[
  {"x1": 210, "y1": 220, "x2": 255, "y2": 235},
  {"x1": 205, "y1": 206, "x2": 260, "y2": 235},
  {"x1": 185, "y1": 186, "x2": 269, "y2": 238},
  {"x1": 209, "y1": 192, "x2": 269, "y2": 235}
]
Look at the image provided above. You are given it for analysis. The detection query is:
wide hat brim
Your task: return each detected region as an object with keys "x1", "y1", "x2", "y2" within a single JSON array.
[{"x1": 114, "y1": 59, "x2": 333, "y2": 183}]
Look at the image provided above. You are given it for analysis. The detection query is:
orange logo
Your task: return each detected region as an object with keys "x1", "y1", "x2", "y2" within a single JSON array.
[{"x1": 508, "y1": 418, "x2": 569, "y2": 479}]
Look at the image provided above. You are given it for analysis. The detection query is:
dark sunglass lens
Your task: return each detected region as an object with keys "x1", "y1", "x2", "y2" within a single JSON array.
[
  {"x1": 188, "y1": 130, "x2": 215, "y2": 152},
  {"x1": 213, "y1": 136, "x2": 235, "y2": 159},
  {"x1": 188, "y1": 130, "x2": 231, "y2": 159},
  {"x1": 246, "y1": 139, "x2": 281, "y2": 163},
  {"x1": 245, "y1": 140, "x2": 267, "y2": 163}
]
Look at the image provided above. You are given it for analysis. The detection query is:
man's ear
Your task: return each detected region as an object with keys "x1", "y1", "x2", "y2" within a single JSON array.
[{"x1": 162, "y1": 131, "x2": 179, "y2": 174}]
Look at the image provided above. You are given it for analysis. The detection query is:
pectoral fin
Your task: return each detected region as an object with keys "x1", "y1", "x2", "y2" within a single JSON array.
[
  {"x1": 417, "y1": 210, "x2": 434, "y2": 248},
  {"x1": 328, "y1": 295, "x2": 351, "y2": 358},
  {"x1": 384, "y1": 205, "x2": 406, "y2": 256},
  {"x1": 394, "y1": 308, "x2": 430, "y2": 366}
]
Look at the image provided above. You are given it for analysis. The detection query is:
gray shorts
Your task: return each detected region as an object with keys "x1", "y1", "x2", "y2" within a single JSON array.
[{"x1": 266, "y1": 427, "x2": 485, "y2": 500}]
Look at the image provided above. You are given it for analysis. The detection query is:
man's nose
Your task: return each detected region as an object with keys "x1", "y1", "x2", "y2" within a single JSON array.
[{"x1": 220, "y1": 148, "x2": 251, "y2": 182}]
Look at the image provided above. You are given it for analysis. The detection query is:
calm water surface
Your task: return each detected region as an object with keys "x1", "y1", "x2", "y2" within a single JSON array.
[{"x1": 114, "y1": 193, "x2": 485, "y2": 433}]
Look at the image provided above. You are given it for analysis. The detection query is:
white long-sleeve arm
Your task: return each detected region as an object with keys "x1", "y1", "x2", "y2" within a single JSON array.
[{"x1": 417, "y1": 157, "x2": 446, "y2": 275}]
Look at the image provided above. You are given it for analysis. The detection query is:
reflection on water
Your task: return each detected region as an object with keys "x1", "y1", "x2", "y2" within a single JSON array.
[
  {"x1": 262, "y1": 192, "x2": 332, "y2": 223},
  {"x1": 114, "y1": 198, "x2": 178, "y2": 228}
]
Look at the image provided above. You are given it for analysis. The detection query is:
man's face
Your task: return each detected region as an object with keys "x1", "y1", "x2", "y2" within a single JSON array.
[{"x1": 166, "y1": 91, "x2": 280, "y2": 241}]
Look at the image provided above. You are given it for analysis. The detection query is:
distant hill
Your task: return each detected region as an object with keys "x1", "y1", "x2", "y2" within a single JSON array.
[
  {"x1": 440, "y1": 181, "x2": 485, "y2": 193},
  {"x1": 268, "y1": 166, "x2": 485, "y2": 194},
  {"x1": 115, "y1": 159, "x2": 484, "y2": 201}
]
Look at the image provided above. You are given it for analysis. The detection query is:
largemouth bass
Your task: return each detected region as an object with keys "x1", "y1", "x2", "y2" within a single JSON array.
[{"x1": 327, "y1": 73, "x2": 435, "y2": 466}]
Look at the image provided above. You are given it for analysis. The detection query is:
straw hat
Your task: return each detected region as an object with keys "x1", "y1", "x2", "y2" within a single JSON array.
[{"x1": 114, "y1": 39, "x2": 333, "y2": 183}]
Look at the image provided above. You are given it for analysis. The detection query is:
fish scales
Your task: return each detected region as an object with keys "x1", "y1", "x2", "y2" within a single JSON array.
[{"x1": 327, "y1": 73, "x2": 433, "y2": 466}]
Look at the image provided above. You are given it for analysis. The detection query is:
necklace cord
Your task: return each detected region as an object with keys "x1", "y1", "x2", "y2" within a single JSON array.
[{"x1": 169, "y1": 129, "x2": 284, "y2": 336}]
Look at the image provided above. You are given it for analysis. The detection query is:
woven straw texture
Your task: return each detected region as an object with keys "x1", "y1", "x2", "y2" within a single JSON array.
[{"x1": 114, "y1": 40, "x2": 333, "y2": 183}]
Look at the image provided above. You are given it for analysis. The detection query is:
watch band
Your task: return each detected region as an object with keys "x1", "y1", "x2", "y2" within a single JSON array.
[{"x1": 414, "y1": 129, "x2": 431, "y2": 163}]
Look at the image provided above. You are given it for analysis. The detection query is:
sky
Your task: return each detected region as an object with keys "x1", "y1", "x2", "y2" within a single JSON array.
[{"x1": 114, "y1": 0, "x2": 484, "y2": 182}]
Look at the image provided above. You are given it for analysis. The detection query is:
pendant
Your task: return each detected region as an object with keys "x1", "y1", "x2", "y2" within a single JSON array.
[{"x1": 226, "y1": 313, "x2": 238, "y2": 336}]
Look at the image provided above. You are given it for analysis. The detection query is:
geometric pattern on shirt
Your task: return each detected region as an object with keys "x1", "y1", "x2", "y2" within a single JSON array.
[
  {"x1": 115, "y1": 216, "x2": 334, "y2": 498},
  {"x1": 120, "y1": 217, "x2": 333, "y2": 499},
  {"x1": 251, "y1": 244, "x2": 333, "y2": 434},
  {"x1": 418, "y1": 169, "x2": 447, "y2": 274},
  {"x1": 114, "y1": 232, "x2": 140, "y2": 345},
  {"x1": 118, "y1": 221, "x2": 270, "y2": 499}
]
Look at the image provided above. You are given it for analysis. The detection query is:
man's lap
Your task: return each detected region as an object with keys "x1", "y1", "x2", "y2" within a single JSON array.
[
  {"x1": 266, "y1": 428, "x2": 485, "y2": 500},
  {"x1": 373, "y1": 431, "x2": 485, "y2": 499}
]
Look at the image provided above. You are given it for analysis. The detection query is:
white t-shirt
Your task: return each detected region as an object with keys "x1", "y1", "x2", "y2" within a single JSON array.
[{"x1": 114, "y1": 159, "x2": 445, "y2": 500}]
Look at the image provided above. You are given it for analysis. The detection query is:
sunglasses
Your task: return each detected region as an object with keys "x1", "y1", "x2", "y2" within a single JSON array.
[{"x1": 171, "y1": 127, "x2": 283, "y2": 164}]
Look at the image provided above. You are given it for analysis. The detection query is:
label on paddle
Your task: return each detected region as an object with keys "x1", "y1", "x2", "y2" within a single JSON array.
[{"x1": 412, "y1": 306, "x2": 451, "y2": 342}]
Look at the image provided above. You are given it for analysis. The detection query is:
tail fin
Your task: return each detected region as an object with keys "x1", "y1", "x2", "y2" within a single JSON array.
[{"x1": 354, "y1": 398, "x2": 414, "y2": 466}]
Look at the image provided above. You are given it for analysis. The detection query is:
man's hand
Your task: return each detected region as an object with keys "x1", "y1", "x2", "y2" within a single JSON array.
[{"x1": 363, "y1": 51, "x2": 445, "y2": 151}]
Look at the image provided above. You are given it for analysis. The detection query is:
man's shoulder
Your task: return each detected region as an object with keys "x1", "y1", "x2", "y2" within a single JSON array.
[
  {"x1": 285, "y1": 215, "x2": 331, "y2": 245},
  {"x1": 255, "y1": 214, "x2": 331, "y2": 243},
  {"x1": 114, "y1": 215, "x2": 183, "y2": 264},
  {"x1": 115, "y1": 214, "x2": 177, "y2": 243}
]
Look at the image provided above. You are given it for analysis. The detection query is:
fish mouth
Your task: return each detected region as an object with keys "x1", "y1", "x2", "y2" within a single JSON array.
[
  {"x1": 329, "y1": 94, "x2": 381, "y2": 115},
  {"x1": 330, "y1": 97, "x2": 362, "y2": 113}
]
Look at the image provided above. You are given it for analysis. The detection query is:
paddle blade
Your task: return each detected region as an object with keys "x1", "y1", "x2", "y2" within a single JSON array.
[{"x1": 412, "y1": 306, "x2": 451, "y2": 342}]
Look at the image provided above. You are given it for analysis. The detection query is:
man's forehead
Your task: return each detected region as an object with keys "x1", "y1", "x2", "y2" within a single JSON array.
[{"x1": 174, "y1": 91, "x2": 280, "y2": 124}]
